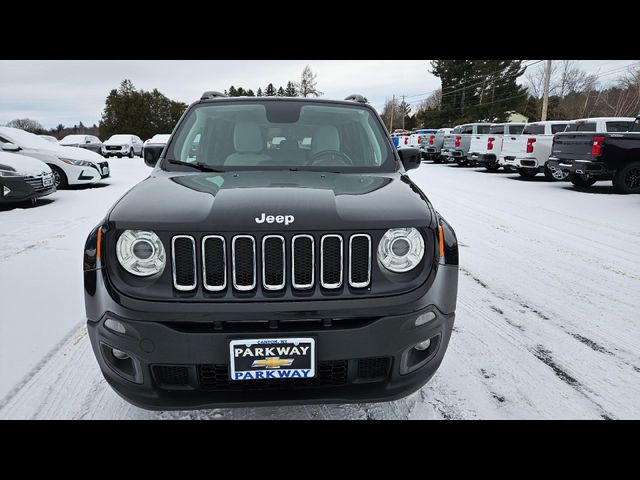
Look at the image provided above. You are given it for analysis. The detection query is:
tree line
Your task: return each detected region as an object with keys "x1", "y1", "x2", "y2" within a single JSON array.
[{"x1": 225, "y1": 66, "x2": 322, "y2": 98}]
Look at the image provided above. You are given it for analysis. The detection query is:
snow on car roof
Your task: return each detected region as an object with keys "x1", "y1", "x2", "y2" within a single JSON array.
[
  {"x1": 150, "y1": 134, "x2": 171, "y2": 143},
  {"x1": 0, "y1": 126, "x2": 59, "y2": 149}
]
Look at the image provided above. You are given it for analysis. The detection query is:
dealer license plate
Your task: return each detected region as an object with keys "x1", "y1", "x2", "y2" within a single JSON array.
[
  {"x1": 42, "y1": 175, "x2": 54, "y2": 187},
  {"x1": 229, "y1": 337, "x2": 315, "y2": 381}
]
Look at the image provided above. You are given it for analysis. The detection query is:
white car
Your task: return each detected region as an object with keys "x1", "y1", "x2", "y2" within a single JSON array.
[
  {"x1": 0, "y1": 151, "x2": 56, "y2": 204},
  {"x1": 0, "y1": 126, "x2": 110, "y2": 189},
  {"x1": 102, "y1": 134, "x2": 143, "y2": 158},
  {"x1": 38, "y1": 135, "x2": 59, "y2": 144}
]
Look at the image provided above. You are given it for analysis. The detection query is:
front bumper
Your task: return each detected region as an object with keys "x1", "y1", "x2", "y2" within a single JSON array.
[
  {"x1": 86, "y1": 262, "x2": 458, "y2": 410},
  {"x1": 0, "y1": 175, "x2": 56, "y2": 204},
  {"x1": 547, "y1": 157, "x2": 609, "y2": 177}
]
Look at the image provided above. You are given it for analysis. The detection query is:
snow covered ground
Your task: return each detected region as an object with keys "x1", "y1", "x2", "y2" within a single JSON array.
[{"x1": 1, "y1": 159, "x2": 639, "y2": 419}]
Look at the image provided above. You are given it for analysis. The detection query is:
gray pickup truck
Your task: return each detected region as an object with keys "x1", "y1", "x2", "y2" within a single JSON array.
[
  {"x1": 441, "y1": 123, "x2": 492, "y2": 166},
  {"x1": 422, "y1": 128, "x2": 452, "y2": 163}
]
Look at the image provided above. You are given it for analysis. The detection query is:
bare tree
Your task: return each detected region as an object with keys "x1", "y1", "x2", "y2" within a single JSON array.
[
  {"x1": 5, "y1": 118, "x2": 44, "y2": 133},
  {"x1": 296, "y1": 65, "x2": 323, "y2": 98}
]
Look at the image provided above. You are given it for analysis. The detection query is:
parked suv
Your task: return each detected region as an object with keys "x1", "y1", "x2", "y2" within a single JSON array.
[
  {"x1": 548, "y1": 116, "x2": 639, "y2": 192},
  {"x1": 60, "y1": 134, "x2": 104, "y2": 155},
  {"x1": 84, "y1": 93, "x2": 459, "y2": 410},
  {"x1": 102, "y1": 134, "x2": 143, "y2": 158}
]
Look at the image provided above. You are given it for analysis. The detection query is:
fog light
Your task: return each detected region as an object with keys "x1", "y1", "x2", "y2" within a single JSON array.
[
  {"x1": 415, "y1": 312, "x2": 436, "y2": 327},
  {"x1": 414, "y1": 339, "x2": 431, "y2": 351},
  {"x1": 112, "y1": 349, "x2": 129, "y2": 360},
  {"x1": 105, "y1": 318, "x2": 126, "y2": 334}
]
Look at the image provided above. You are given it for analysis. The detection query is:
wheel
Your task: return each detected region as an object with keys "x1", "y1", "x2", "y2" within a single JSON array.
[
  {"x1": 544, "y1": 165, "x2": 569, "y2": 181},
  {"x1": 518, "y1": 168, "x2": 538, "y2": 178},
  {"x1": 569, "y1": 173, "x2": 597, "y2": 188},
  {"x1": 117, "y1": 154, "x2": 122, "y2": 158},
  {"x1": 612, "y1": 161, "x2": 640, "y2": 194},
  {"x1": 485, "y1": 162, "x2": 500, "y2": 172},
  {"x1": 49, "y1": 165, "x2": 68, "y2": 189},
  {"x1": 128, "y1": 148, "x2": 134, "y2": 158}
]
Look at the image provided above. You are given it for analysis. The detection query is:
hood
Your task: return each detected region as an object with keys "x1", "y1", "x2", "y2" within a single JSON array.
[
  {"x1": 109, "y1": 170, "x2": 434, "y2": 231},
  {"x1": 55, "y1": 146, "x2": 103, "y2": 164},
  {"x1": 104, "y1": 138, "x2": 130, "y2": 146},
  {"x1": 0, "y1": 152, "x2": 51, "y2": 176}
]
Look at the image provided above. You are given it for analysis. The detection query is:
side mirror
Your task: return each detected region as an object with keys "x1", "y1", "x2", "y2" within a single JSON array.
[
  {"x1": 398, "y1": 147, "x2": 421, "y2": 171},
  {"x1": 1, "y1": 143, "x2": 20, "y2": 152},
  {"x1": 144, "y1": 148, "x2": 161, "y2": 167},
  {"x1": 85, "y1": 139, "x2": 91, "y2": 144}
]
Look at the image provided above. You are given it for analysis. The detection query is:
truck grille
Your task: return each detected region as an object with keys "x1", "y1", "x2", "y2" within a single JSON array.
[{"x1": 171, "y1": 233, "x2": 372, "y2": 293}]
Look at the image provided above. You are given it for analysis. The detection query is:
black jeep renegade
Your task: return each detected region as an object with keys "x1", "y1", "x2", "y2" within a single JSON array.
[{"x1": 83, "y1": 93, "x2": 459, "y2": 410}]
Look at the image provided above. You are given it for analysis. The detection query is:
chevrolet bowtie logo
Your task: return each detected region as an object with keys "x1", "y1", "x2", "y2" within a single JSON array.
[{"x1": 252, "y1": 357, "x2": 294, "y2": 369}]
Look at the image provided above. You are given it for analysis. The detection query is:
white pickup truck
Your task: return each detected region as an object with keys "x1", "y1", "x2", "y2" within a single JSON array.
[
  {"x1": 441, "y1": 123, "x2": 492, "y2": 165},
  {"x1": 422, "y1": 128, "x2": 452, "y2": 162},
  {"x1": 468, "y1": 123, "x2": 525, "y2": 171},
  {"x1": 498, "y1": 121, "x2": 570, "y2": 180}
]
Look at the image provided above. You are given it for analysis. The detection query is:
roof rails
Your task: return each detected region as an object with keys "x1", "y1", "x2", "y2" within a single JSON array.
[
  {"x1": 344, "y1": 94, "x2": 367, "y2": 103},
  {"x1": 201, "y1": 91, "x2": 227, "y2": 100}
]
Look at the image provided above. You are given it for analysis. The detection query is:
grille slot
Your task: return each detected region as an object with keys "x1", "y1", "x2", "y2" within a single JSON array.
[
  {"x1": 198, "y1": 361, "x2": 347, "y2": 391},
  {"x1": 202, "y1": 235, "x2": 226, "y2": 291},
  {"x1": 357, "y1": 357, "x2": 390, "y2": 380},
  {"x1": 262, "y1": 235, "x2": 285, "y2": 290},
  {"x1": 172, "y1": 235, "x2": 197, "y2": 291},
  {"x1": 232, "y1": 235, "x2": 256, "y2": 291},
  {"x1": 292, "y1": 234, "x2": 314, "y2": 289},
  {"x1": 152, "y1": 365, "x2": 191, "y2": 388},
  {"x1": 320, "y1": 234, "x2": 343, "y2": 289},
  {"x1": 349, "y1": 234, "x2": 371, "y2": 288}
]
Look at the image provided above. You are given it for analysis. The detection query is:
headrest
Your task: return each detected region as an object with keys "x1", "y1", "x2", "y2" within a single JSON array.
[
  {"x1": 279, "y1": 139, "x2": 298, "y2": 151},
  {"x1": 234, "y1": 122, "x2": 264, "y2": 153},
  {"x1": 311, "y1": 126, "x2": 340, "y2": 155}
]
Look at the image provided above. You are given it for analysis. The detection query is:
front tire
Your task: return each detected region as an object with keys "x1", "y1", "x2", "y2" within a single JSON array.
[
  {"x1": 569, "y1": 173, "x2": 597, "y2": 188},
  {"x1": 544, "y1": 165, "x2": 568, "y2": 181},
  {"x1": 518, "y1": 168, "x2": 538, "y2": 178},
  {"x1": 49, "y1": 165, "x2": 68, "y2": 189},
  {"x1": 485, "y1": 162, "x2": 500, "y2": 172},
  {"x1": 128, "y1": 148, "x2": 134, "y2": 158},
  {"x1": 612, "y1": 161, "x2": 640, "y2": 194}
]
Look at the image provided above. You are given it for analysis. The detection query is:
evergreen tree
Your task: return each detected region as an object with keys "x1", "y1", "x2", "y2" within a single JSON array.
[
  {"x1": 277, "y1": 86, "x2": 286, "y2": 97},
  {"x1": 257, "y1": 88, "x2": 263, "y2": 97},
  {"x1": 285, "y1": 81, "x2": 297, "y2": 97},
  {"x1": 264, "y1": 83, "x2": 277, "y2": 96},
  {"x1": 246, "y1": 89, "x2": 255, "y2": 97},
  {"x1": 228, "y1": 85, "x2": 237, "y2": 97}
]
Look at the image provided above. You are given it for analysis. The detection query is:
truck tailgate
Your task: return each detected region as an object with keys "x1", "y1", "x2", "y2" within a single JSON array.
[
  {"x1": 501, "y1": 135, "x2": 527, "y2": 157},
  {"x1": 552, "y1": 133, "x2": 595, "y2": 160}
]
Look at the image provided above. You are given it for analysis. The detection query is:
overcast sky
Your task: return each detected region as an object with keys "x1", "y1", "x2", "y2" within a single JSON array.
[{"x1": 0, "y1": 60, "x2": 637, "y2": 130}]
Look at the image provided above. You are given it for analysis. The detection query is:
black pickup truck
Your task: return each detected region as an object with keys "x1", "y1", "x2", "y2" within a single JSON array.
[{"x1": 547, "y1": 117, "x2": 640, "y2": 193}]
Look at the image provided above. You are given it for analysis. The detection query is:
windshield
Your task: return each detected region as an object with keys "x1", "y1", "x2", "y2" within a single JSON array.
[
  {"x1": 60, "y1": 135, "x2": 86, "y2": 144},
  {"x1": 164, "y1": 100, "x2": 395, "y2": 172},
  {"x1": 0, "y1": 127, "x2": 58, "y2": 149},
  {"x1": 108, "y1": 135, "x2": 132, "y2": 142}
]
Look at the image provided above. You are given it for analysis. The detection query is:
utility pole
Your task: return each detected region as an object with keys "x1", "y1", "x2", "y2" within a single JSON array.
[
  {"x1": 541, "y1": 60, "x2": 552, "y2": 121},
  {"x1": 402, "y1": 95, "x2": 406, "y2": 130},
  {"x1": 390, "y1": 94, "x2": 395, "y2": 132}
]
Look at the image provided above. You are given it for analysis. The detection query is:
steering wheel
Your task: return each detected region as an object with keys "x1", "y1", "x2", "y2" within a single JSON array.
[{"x1": 309, "y1": 150, "x2": 353, "y2": 166}]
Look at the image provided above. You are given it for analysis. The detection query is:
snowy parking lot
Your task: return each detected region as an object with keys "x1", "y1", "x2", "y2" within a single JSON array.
[{"x1": 1, "y1": 157, "x2": 639, "y2": 419}]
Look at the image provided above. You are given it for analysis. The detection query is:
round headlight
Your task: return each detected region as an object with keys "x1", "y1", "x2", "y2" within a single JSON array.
[
  {"x1": 116, "y1": 230, "x2": 166, "y2": 277},
  {"x1": 377, "y1": 227, "x2": 425, "y2": 273}
]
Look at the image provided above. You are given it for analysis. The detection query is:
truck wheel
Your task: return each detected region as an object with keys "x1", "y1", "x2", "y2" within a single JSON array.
[
  {"x1": 485, "y1": 163, "x2": 500, "y2": 172},
  {"x1": 49, "y1": 165, "x2": 68, "y2": 189},
  {"x1": 544, "y1": 165, "x2": 568, "y2": 181},
  {"x1": 518, "y1": 168, "x2": 538, "y2": 178},
  {"x1": 569, "y1": 174, "x2": 597, "y2": 188},
  {"x1": 612, "y1": 161, "x2": 640, "y2": 194}
]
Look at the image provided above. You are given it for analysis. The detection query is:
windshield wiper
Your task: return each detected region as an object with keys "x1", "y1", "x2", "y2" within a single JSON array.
[{"x1": 167, "y1": 159, "x2": 225, "y2": 172}]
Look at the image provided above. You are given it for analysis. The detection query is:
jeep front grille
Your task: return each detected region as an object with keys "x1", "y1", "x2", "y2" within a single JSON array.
[{"x1": 170, "y1": 233, "x2": 372, "y2": 294}]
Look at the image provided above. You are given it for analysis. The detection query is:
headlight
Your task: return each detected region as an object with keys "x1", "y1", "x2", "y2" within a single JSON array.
[
  {"x1": 59, "y1": 157, "x2": 95, "y2": 168},
  {"x1": 377, "y1": 227, "x2": 425, "y2": 273},
  {"x1": 116, "y1": 230, "x2": 166, "y2": 277}
]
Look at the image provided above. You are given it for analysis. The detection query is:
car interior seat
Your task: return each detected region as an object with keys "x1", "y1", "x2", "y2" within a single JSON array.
[{"x1": 224, "y1": 122, "x2": 271, "y2": 166}]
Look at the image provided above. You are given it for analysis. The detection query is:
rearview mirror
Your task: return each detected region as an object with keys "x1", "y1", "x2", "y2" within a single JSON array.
[
  {"x1": 144, "y1": 148, "x2": 161, "y2": 168},
  {"x1": 1, "y1": 143, "x2": 20, "y2": 152},
  {"x1": 398, "y1": 147, "x2": 421, "y2": 171}
]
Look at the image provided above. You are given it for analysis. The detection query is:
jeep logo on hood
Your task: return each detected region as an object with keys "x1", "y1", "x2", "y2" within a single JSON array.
[{"x1": 255, "y1": 213, "x2": 295, "y2": 226}]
